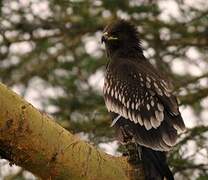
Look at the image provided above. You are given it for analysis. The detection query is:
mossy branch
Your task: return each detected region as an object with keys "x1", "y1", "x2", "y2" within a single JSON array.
[{"x1": 0, "y1": 82, "x2": 144, "y2": 180}]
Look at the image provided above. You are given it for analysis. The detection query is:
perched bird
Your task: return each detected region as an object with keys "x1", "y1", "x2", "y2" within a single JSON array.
[{"x1": 102, "y1": 20, "x2": 185, "y2": 180}]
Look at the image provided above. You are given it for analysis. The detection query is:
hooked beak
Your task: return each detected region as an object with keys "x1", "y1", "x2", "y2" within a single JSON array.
[
  {"x1": 101, "y1": 32, "x2": 118, "y2": 43},
  {"x1": 101, "y1": 32, "x2": 109, "y2": 43}
]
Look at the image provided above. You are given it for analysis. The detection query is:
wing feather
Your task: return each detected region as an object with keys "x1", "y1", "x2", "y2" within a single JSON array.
[{"x1": 104, "y1": 61, "x2": 185, "y2": 133}]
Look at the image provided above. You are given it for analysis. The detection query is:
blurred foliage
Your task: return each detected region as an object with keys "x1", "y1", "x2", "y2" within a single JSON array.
[{"x1": 0, "y1": 0, "x2": 208, "y2": 179}]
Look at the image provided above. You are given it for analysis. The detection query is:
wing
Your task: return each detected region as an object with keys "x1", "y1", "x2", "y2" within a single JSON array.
[{"x1": 103, "y1": 61, "x2": 185, "y2": 150}]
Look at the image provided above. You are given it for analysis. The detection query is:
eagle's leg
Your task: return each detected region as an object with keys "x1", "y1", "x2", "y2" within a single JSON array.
[
  {"x1": 119, "y1": 125, "x2": 142, "y2": 166},
  {"x1": 126, "y1": 142, "x2": 142, "y2": 166}
]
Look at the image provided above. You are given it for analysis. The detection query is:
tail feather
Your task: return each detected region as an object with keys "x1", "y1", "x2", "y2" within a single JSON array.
[
  {"x1": 141, "y1": 146, "x2": 174, "y2": 180},
  {"x1": 112, "y1": 113, "x2": 175, "y2": 180}
]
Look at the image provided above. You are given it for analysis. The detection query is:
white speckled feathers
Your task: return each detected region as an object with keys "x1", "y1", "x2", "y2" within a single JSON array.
[{"x1": 103, "y1": 60, "x2": 185, "y2": 150}]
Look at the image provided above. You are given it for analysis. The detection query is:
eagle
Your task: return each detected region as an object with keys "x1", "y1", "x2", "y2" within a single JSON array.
[{"x1": 101, "y1": 20, "x2": 185, "y2": 180}]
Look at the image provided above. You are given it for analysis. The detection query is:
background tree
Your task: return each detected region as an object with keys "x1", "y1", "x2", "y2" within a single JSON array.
[{"x1": 0, "y1": 0, "x2": 208, "y2": 179}]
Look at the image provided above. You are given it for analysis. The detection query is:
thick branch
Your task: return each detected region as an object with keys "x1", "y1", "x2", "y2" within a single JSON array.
[{"x1": 0, "y1": 83, "x2": 144, "y2": 180}]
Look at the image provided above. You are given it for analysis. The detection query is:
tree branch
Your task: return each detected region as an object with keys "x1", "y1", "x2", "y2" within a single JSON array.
[
  {"x1": 174, "y1": 72, "x2": 208, "y2": 91},
  {"x1": 179, "y1": 87, "x2": 208, "y2": 105},
  {"x1": 0, "y1": 82, "x2": 144, "y2": 180}
]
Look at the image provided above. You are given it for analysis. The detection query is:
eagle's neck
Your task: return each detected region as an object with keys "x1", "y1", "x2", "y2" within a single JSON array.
[{"x1": 106, "y1": 42, "x2": 144, "y2": 59}]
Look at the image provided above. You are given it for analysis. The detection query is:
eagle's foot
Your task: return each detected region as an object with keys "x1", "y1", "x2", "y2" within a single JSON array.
[
  {"x1": 118, "y1": 125, "x2": 142, "y2": 165},
  {"x1": 126, "y1": 142, "x2": 142, "y2": 166}
]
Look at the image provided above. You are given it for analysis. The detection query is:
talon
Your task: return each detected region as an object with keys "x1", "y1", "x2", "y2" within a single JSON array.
[{"x1": 124, "y1": 142, "x2": 142, "y2": 166}]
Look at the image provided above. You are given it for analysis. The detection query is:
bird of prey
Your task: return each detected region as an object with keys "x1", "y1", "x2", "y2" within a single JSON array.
[{"x1": 101, "y1": 20, "x2": 185, "y2": 180}]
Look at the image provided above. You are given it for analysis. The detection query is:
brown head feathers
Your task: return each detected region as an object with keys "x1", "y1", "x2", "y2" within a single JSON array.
[
  {"x1": 105, "y1": 20, "x2": 139, "y2": 39},
  {"x1": 102, "y1": 19, "x2": 143, "y2": 58}
]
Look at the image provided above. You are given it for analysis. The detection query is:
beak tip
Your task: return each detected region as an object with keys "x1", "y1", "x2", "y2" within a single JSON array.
[
  {"x1": 101, "y1": 32, "x2": 108, "y2": 44},
  {"x1": 101, "y1": 36, "x2": 105, "y2": 44}
]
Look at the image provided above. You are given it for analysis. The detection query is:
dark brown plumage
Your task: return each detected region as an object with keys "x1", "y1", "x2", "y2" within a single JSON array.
[{"x1": 102, "y1": 20, "x2": 185, "y2": 180}]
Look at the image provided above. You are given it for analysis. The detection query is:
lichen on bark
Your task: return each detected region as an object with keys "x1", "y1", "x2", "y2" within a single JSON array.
[{"x1": 0, "y1": 82, "x2": 144, "y2": 180}]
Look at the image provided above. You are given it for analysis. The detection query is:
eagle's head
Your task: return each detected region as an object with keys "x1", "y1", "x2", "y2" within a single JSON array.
[{"x1": 101, "y1": 20, "x2": 142, "y2": 57}]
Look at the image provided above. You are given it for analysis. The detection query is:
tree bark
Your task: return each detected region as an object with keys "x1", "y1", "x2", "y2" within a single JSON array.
[{"x1": 0, "y1": 82, "x2": 144, "y2": 180}]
